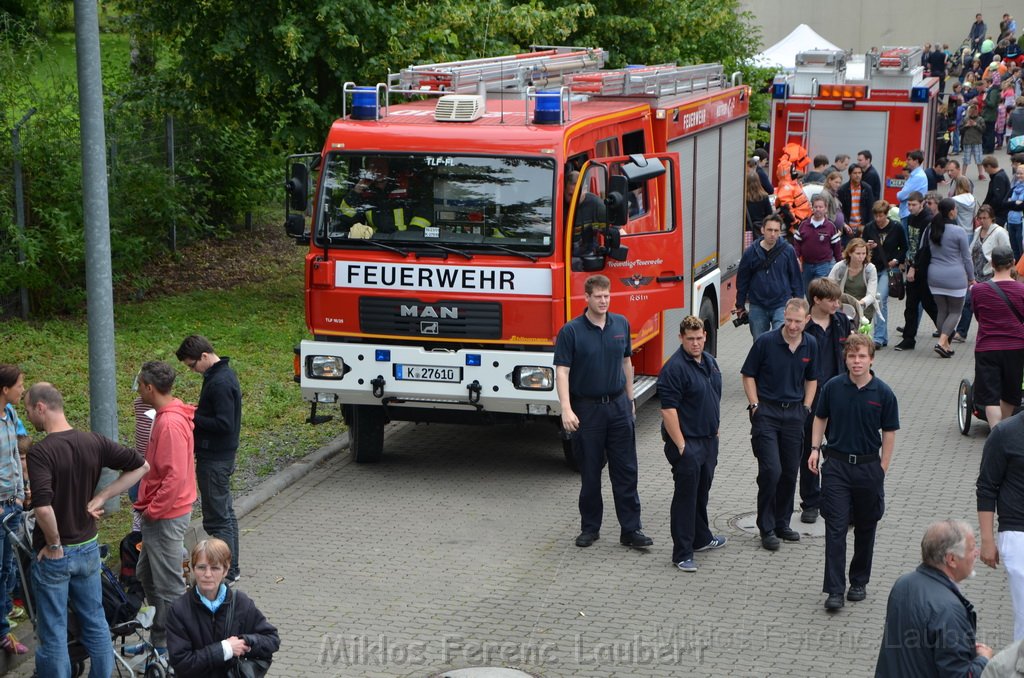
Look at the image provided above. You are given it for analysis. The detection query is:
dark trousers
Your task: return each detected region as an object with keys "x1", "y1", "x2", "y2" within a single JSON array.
[
  {"x1": 901, "y1": 276, "x2": 938, "y2": 342},
  {"x1": 572, "y1": 394, "x2": 642, "y2": 534},
  {"x1": 820, "y1": 457, "x2": 885, "y2": 594},
  {"x1": 665, "y1": 436, "x2": 718, "y2": 563},
  {"x1": 750, "y1": 402, "x2": 805, "y2": 535},
  {"x1": 798, "y1": 412, "x2": 821, "y2": 510},
  {"x1": 983, "y1": 122, "x2": 997, "y2": 154},
  {"x1": 196, "y1": 456, "x2": 240, "y2": 578}
]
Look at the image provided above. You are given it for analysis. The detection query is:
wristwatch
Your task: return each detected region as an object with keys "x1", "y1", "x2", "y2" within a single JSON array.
[
  {"x1": 47, "y1": 544, "x2": 61, "y2": 552},
  {"x1": 811, "y1": 446, "x2": 822, "y2": 451},
  {"x1": 746, "y1": 403, "x2": 758, "y2": 411}
]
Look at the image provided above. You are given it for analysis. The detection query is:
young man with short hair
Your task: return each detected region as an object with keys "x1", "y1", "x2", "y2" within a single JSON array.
[
  {"x1": 894, "y1": 193, "x2": 939, "y2": 350},
  {"x1": 896, "y1": 150, "x2": 928, "y2": 230},
  {"x1": 810, "y1": 334, "x2": 898, "y2": 611},
  {"x1": 793, "y1": 195, "x2": 843, "y2": 291},
  {"x1": 735, "y1": 214, "x2": 803, "y2": 339},
  {"x1": 857, "y1": 150, "x2": 882, "y2": 201},
  {"x1": 176, "y1": 335, "x2": 242, "y2": 581}
]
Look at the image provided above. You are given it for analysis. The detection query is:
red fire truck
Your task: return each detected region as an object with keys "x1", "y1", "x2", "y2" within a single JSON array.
[
  {"x1": 285, "y1": 46, "x2": 749, "y2": 464},
  {"x1": 769, "y1": 47, "x2": 941, "y2": 203}
]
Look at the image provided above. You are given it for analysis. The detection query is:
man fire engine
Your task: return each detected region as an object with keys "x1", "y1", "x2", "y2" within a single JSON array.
[
  {"x1": 284, "y1": 46, "x2": 749, "y2": 464},
  {"x1": 770, "y1": 47, "x2": 941, "y2": 206}
]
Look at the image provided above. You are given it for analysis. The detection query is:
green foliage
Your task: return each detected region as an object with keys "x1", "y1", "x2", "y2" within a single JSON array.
[{"x1": 113, "y1": 0, "x2": 765, "y2": 149}]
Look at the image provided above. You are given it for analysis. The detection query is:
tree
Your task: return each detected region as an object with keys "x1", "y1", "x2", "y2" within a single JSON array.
[{"x1": 114, "y1": 0, "x2": 765, "y2": 148}]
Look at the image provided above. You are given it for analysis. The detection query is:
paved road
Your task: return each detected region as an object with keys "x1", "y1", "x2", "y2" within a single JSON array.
[{"x1": 232, "y1": 295, "x2": 1011, "y2": 678}]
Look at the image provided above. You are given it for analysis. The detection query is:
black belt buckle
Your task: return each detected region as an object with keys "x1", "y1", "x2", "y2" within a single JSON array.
[
  {"x1": 848, "y1": 454, "x2": 858, "y2": 465},
  {"x1": 599, "y1": 394, "x2": 613, "y2": 404},
  {"x1": 779, "y1": 402, "x2": 792, "y2": 409}
]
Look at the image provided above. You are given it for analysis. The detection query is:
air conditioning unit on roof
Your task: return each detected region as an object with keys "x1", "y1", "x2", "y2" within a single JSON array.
[{"x1": 435, "y1": 95, "x2": 485, "y2": 122}]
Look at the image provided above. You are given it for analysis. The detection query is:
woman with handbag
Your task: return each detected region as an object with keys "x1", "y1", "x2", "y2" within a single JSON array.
[
  {"x1": 828, "y1": 238, "x2": 878, "y2": 331},
  {"x1": 954, "y1": 205, "x2": 1011, "y2": 343},
  {"x1": 745, "y1": 170, "x2": 772, "y2": 240},
  {"x1": 928, "y1": 198, "x2": 976, "y2": 358},
  {"x1": 861, "y1": 200, "x2": 908, "y2": 348},
  {"x1": 166, "y1": 539, "x2": 279, "y2": 678}
]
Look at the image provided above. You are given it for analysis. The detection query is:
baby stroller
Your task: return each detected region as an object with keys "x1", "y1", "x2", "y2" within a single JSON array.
[
  {"x1": 2, "y1": 512, "x2": 172, "y2": 677},
  {"x1": 839, "y1": 293, "x2": 876, "y2": 335}
]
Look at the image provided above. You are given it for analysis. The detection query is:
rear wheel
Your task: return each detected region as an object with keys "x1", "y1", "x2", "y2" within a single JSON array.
[
  {"x1": 958, "y1": 379, "x2": 973, "y2": 436},
  {"x1": 349, "y1": 405, "x2": 386, "y2": 463},
  {"x1": 699, "y1": 296, "x2": 718, "y2": 357}
]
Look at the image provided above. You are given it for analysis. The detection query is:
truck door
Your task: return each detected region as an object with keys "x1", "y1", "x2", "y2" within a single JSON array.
[{"x1": 564, "y1": 154, "x2": 684, "y2": 340}]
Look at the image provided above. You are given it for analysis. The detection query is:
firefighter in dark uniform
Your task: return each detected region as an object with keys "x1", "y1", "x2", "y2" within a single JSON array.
[
  {"x1": 657, "y1": 315, "x2": 727, "y2": 572},
  {"x1": 338, "y1": 156, "x2": 430, "y2": 233},
  {"x1": 809, "y1": 333, "x2": 899, "y2": 611},
  {"x1": 799, "y1": 278, "x2": 852, "y2": 525},
  {"x1": 740, "y1": 297, "x2": 818, "y2": 552},
  {"x1": 555, "y1": 274, "x2": 652, "y2": 550}
]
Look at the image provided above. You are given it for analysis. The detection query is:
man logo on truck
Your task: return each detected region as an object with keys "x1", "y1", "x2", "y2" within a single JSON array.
[{"x1": 400, "y1": 304, "x2": 459, "y2": 319}]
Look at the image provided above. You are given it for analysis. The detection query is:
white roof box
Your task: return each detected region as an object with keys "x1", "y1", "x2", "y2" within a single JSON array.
[{"x1": 435, "y1": 95, "x2": 485, "y2": 122}]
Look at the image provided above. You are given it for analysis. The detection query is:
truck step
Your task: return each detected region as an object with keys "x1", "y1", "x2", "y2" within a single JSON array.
[{"x1": 633, "y1": 376, "x2": 658, "y2": 407}]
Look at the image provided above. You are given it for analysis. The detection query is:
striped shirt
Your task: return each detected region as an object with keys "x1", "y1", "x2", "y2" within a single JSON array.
[{"x1": 849, "y1": 186, "x2": 862, "y2": 226}]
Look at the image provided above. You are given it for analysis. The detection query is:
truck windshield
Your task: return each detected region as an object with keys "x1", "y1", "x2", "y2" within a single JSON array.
[{"x1": 316, "y1": 153, "x2": 555, "y2": 253}]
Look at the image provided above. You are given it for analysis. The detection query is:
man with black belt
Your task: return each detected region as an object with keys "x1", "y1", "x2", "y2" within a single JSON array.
[
  {"x1": 809, "y1": 333, "x2": 899, "y2": 611},
  {"x1": 799, "y1": 278, "x2": 851, "y2": 525},
  {"x1": 741, "y1": 297, "x2": 818, "y2": 551},
  {"x1": 894, "y1": 193, "x2": 938, "y2": 351},
  {"x1": 658, "y1": 315, "x2": 726, "y2": 572},
  {"x1": 555, "y1": 274, "x2": 652, "y2": 550}
]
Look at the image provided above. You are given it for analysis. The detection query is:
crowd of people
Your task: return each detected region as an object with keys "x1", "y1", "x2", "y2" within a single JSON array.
[{"x1": 0, "y1": 335, "x2": 278, "y2": 677}]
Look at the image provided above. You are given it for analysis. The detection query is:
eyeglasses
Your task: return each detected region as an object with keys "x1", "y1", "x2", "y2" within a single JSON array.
[{"x1": 184, "y1": 358, "x2": 199, "y2": 371}]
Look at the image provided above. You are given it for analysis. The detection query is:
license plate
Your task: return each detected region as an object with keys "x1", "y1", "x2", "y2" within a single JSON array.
[{"x1": 394, "y1": 364, "x2": 462, "y2": 382}]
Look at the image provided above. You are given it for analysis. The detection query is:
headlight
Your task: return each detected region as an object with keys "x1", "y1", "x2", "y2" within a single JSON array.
[
  {"x1": 307, "y1": 355, "x2": 346, "y2": 379},
  {"x1": 512, "y1": 366, "x2": 554, "y2": 390}
]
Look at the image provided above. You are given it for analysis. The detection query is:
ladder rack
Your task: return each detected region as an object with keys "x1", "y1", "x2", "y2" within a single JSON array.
[
  {"x1": 566, "y1": 63, "x2": 725, "y2": 98},
  {"x1": 870, "y1": 46, "x2": 924, "y2": 72},
  {"x1": 389, "y1": 45, "x2": 606, "y2": 93}
]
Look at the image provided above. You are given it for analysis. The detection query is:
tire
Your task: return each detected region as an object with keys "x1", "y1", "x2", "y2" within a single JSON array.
[
  {"x1": 699, "y1": 296, "x2": 718, "y2": 357},
  {"x1": 958, "y1": 378, "x2": 973, "y2": 436},
  {"x1": 350, "y1": 405, "x2": 386, "y2": 463},
  {"x1": 144, "y1": 664, "x2": 165, "y2": 678}
]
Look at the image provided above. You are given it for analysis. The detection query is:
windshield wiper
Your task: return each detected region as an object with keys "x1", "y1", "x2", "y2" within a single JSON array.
[
  {"x1": 472, "y1": 243, "x2": 539, "y2": 262},
  {"x1": 344, "y1": 238, "x2": 410, "y2": 256},
  {"x1": 412, "y1": 242, "x2": 474, "y2": 260}
]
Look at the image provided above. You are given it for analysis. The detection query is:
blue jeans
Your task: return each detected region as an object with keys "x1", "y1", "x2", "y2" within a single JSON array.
[
  {"x1": 32, "y1": 539, "x2": 113, "y2": 678},
  {"x1": 956, "y1": 286, "x2": 974, "y2": 338},
  {"x1": 1009, "y1": 221, "x2": 1023, "y2": 263},
  {"x1": 747, "y1": 303, "x2": 785, "y2": 339},
  {"x1": 0, "y1": 504, "x2": 22, "y2": 637},
  {"x1": 197, "y1": 456, "x2": 240, "y2": 578},
  {"x1": 801, "y1": 260, "x2": 835, "y2": 292},
  {"x1": 873, "y1": 269, "x2": 890, "y2": 345}
]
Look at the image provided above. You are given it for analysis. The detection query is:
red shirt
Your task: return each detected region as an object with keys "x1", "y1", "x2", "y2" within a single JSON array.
[{"x1": 973, "y1": 279, "x2": 1024, "y2": 351}]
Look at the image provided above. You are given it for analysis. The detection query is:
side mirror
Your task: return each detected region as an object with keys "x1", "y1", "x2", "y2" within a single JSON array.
[
  {"x1": 606, "y1": 175, "x2": 629, "y2": 226},
  {"x1": 604, "y1": 227, "x2": 628, "y2": 261},
  {"x1": 619, "y1": 154, "x2": 666, "y2": 189},
  {"x1": 286, "y1": 163, "x2": 309, "y2": 212},
  {"x1": 284, "y1": 214, "x2": 309, "y2": 244}
]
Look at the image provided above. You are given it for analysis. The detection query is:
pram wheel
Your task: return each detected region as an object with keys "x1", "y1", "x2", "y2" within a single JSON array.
[
  {"x1": 144, "y1": 664, "x2": 166, "y2": 678},
  {"x1": 958, "y1": 378, "x2": 974, "y2": 435}
]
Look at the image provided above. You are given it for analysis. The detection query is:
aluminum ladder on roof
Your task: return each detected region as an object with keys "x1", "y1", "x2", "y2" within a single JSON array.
[
  {"x1": 389, "y1": 45, "x2": 606, "y2": 93},
  {"x1": 566, "y1": 63, "x2": 726, "y2": 97}
]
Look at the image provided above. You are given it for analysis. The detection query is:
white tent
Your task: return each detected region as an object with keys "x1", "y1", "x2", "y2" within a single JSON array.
[{"x1": 755, "y1": 24, "x2": 842, "y2": 71}]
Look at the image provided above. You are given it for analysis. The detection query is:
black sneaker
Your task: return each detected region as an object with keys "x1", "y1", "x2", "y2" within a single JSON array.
[
  {"x1": 824, "y1": 593, "x2": 845, "y2": 611},
  {"x1": 800, "y1": 508, "x2": 819, "y2": 524},
  {"x1": 575, "y1": 532, "x2": 600, "y2": 548},
  {"x1": 932, "y1": 330, "x2": 940, "y2": 338},
  {"x1": 893, "y1": 340, "x2": 915, "y2": 351},
  {"x1": 761, "y1": 532, "x2": 781, "y2": 551},
  {"x1": 896, "y1": 326, "x2": 905, "y2": 333},
  {"x1": 847, "y1": 585, "x2": 867, "y2": 602},
  {"x1": 620, "y1": 530, "x2": 653, "y2": 549},
  {"x1": 776, "y1": 526, "x2": 801, "y2": 542}
]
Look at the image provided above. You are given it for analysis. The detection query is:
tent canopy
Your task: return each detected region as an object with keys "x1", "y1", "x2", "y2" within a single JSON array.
[{"x1": 755, "y1": 24, "x2": 842, "y2": 71}]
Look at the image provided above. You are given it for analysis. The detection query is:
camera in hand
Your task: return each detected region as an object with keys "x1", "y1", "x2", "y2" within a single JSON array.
[{"x1": 732, "y1": 308, "x2": 749, "y2": 327}]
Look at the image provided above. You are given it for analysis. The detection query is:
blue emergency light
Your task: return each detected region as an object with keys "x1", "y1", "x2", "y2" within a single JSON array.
[
  {"x1": 351, "y1": 86, "x2": 379, "y2": 120},
  {"x1": 375, "y1": 349, "x2": 391, "y2": 362},
  {"x1": 910, "y1": 86, "x2": 930, "y2": 103},
  {"x1": 772, "y1": 83, "x2": 789, "y2": 99},
  {"x1": 465, "y1": 354, "x2": 481, "y2": 367},
  {"x1": 533, "y1": 90, "x2": 562, "y2": 124}
]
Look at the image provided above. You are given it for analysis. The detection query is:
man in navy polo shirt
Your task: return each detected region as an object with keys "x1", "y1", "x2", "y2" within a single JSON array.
[
  {"x1": 555, "y1": 274, "x2": 652, "y2": 550},
  {"x1": 809, "y1": 333, "x2": 899, "y2": 611},
  {"x1": 658, "y1": 315, "x2": 727, "y2": 572},
  {"x1": 741, "y1": 298, "x2": 818, "y2": 551}
]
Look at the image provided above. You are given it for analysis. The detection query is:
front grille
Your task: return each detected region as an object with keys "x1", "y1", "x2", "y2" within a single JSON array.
[{"x1": 359, "y1": 298, "x2": 502, "y2": 339}]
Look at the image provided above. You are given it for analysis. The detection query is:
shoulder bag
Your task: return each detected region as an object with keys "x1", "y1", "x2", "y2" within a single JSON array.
[
  {"x1": 225, "y1": 591, "x2": 272, "y2": 678},
  {"x1": 985, "y1": 281, "x2": 1024, "y2": 325},
  {"x1": 888, "y1": 268, "x2": 906, "y2": 300}
]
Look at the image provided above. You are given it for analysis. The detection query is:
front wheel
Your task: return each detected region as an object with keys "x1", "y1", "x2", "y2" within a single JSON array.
[
  {"x1": 349, "y1": 405, "x2": 386, "y2": 463},
  {"x1": 958, "y1": 379, "x2": 973, "y2": 436}
]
